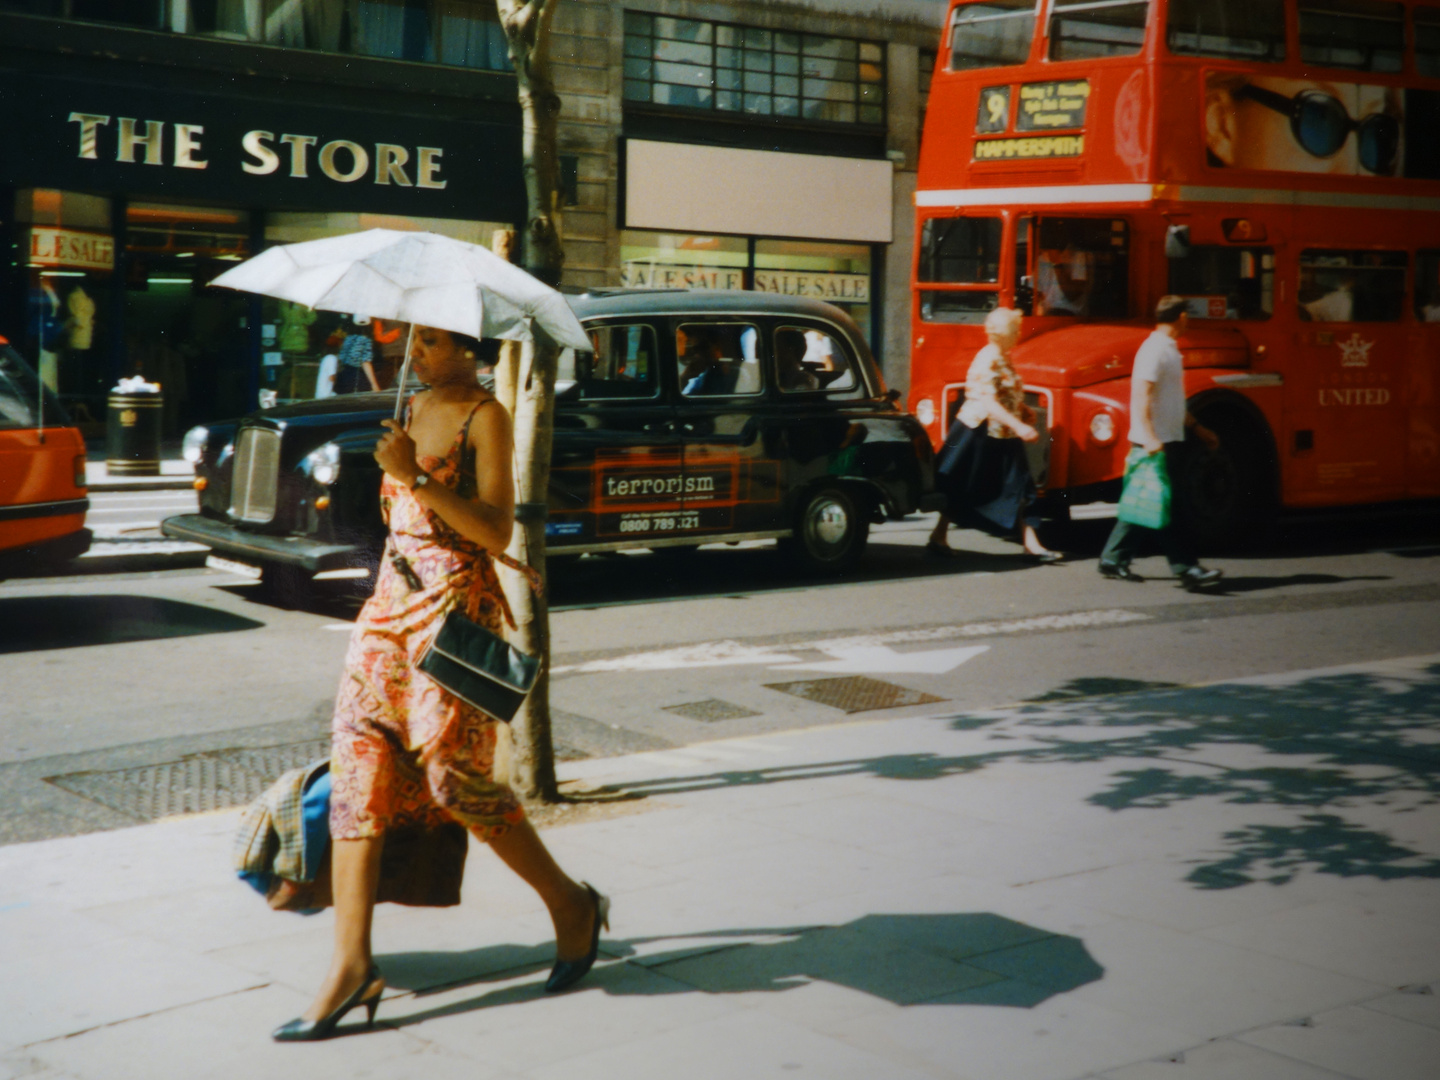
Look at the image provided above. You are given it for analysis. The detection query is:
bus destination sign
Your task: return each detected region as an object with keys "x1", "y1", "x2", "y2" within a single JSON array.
[
  {"x1": 1016, "y1": 80, "x2": 1091, "y2": 131},
  {"x1": 974, "y1": 135, "x2": 1084, "y2": 162}
]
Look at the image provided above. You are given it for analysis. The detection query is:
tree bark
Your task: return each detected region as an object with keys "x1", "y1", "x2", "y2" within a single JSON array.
[{"x1": 496, "y1": 0, "x2": 565, "y2": 802}]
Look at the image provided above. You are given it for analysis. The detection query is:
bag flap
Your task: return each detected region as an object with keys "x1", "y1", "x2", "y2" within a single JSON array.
[{"x1": 431, "y1": 613, "x2": 540, "y2": 694}]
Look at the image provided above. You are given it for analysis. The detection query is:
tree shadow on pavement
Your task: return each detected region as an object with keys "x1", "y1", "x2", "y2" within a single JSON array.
[
  {"x1": 1200, "y1": 573, "x2": 1390, "y2": 596},
  {"x1": 374, "y1": 912, "x2": 1103, "y2": 1030},
  {"x1": 0, "y1": 595, "x2": 263, "y2": 652},
  {"x1": 598, "y1": 664, "x2": 1440, "y2": 891}
]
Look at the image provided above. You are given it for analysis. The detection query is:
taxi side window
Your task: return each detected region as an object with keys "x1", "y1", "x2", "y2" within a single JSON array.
[
  {"x1": 560, "y1": 323, "x2": 658, "y2": 399},
  {"x1": 676, "y1": 322, "x2": 762, "y2": 397},
  {"x1": 775, "y1": 326, "x2": 858, "y2": 396},
  {"x1": 1298, "y1": 250, "x2": 1406, "y2": 322}
]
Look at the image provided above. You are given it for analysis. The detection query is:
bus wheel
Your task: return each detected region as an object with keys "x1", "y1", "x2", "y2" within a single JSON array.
[
  {"x1": 1176, "y1": 412, "x2": 1276, "y2": 552},
  {"x1": 782, "y1": 484, "x2": 869, "y2": 574}
]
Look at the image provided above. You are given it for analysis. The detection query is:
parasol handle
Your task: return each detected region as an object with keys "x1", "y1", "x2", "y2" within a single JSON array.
[{"x1": 392, "y1": 322, "x2": 417, "y2": 422}]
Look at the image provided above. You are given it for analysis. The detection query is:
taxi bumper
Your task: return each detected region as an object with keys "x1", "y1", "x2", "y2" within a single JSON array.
[{"x1": 160, "y1": 514, "x2": 360, "y2": 573}]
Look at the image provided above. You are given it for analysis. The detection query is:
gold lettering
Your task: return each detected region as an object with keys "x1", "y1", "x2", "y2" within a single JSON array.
[
  {"x1": 374, "y1": 144, "x2": 413, "y2": 186},
  {"x1": 416, "y1": 147, "x2": 447, "y2": 190},
  {"x1": 319, "y1": 140, "x2": 368, "y2": 183},
  {"x1": 173, "y1": 124, "x2": 207, "y2": 170},
  {"x1": 280, "y1": 134, "x2": 318, "y2": 178},
  {"x1": 241, "y1": 130, "x2": 280, "y2": 175},
  {"x1": 117, "y1": 118, "x2": 164, "y2": 165},
  {"x1": 67, "y1": 112, "x2": 110, "y2": 160}
]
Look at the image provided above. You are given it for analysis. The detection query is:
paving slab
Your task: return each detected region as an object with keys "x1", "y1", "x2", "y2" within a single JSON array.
[{"x1": 1239, "y1": 1003, "x2": 1440, "y2": 1080}]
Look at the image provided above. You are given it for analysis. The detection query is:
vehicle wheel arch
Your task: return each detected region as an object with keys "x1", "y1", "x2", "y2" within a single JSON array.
[{"x1": 1180, "y1": 387, "x2": 1282, "y2": 550}]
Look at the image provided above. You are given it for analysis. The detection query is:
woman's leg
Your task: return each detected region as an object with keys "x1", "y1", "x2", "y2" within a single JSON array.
[
  {"x1": 303, "y1": 836, "x2": 385, "y2": 1020},
  {"x1": 927, "y1": 513, "x2": 951, "y2": 548},
  {"x1": 487, "y1": 820, "x2": 596, "y2": 960},
  {"x1": 1021, "y1": 521, "x2": 1055, "y2": 556}
]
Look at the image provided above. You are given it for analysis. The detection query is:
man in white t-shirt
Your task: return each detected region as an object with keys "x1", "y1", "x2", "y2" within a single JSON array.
[{"x1": 1099, "y1": 296, "x2": 1224, "y2": 589}]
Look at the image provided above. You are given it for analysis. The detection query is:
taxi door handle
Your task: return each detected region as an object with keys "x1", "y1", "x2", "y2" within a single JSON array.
[
  {"x1": 643, "y1": 420, "x2": 675, "y2": 434},
  {"x1": 678, "y1": 421, "x2": 697, "y2": 434}
]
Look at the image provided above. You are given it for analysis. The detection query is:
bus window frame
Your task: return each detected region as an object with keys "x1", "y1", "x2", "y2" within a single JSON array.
[
  {"x1": 947, "y1": 0, "x2": 1046, "y2": 72},
  {"x1": 1045, "y1": 0, "x2": 1156, "y2": 64},
  {"x1": 1296, "y1": 247, "x2": 1409, "y2": 324},
  {"x1": 915, "y1": 211, "x2": 1008, "y2": 324}
]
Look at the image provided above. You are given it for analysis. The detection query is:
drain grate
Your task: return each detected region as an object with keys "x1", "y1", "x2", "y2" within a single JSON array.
[
  {"x1": 764, "y1": 676, "x2": 947, "y2": 714},
  {"x1": 663, "y1": 698, "x2": 762, "y2": 722},
  {"x1": 45, "y1": 739, "x2": 331, "y2": 822}
]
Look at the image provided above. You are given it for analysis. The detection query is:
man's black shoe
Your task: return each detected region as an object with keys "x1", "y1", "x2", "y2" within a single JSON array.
[
  {"x1": 1178, "y1": 566, "x2": 1223, "y2": 591},
  {"x1": 1098, "y1": 562, "x2": 1144, "y2": 583}
]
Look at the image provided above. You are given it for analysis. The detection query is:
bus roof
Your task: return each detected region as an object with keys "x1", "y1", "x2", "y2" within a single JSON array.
[{"x1": 919, "y1": 0, "x2": 1440, "y2": 210}]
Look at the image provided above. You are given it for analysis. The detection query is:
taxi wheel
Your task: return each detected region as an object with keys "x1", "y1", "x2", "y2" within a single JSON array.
[{"x1": 784, "y1": 485, "x2": 869, "y2": 574}]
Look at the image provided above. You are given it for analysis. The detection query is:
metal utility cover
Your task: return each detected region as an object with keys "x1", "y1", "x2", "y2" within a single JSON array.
[
  {"x1": 663, "y1": 698, "x2": 763, "y2": 722},
  {"x1": 765, "y1": 676, "x2": 947, "y2": 714},
  {"x1": 45, "y1": 739, "x2": 331, "y2": 822}
]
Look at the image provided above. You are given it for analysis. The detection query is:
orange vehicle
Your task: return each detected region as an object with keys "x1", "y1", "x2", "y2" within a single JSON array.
[
  {"x1": 0, "y1": 336, "x2": 90, "y2": 575},
  {"x1": 910, "y1": 0, "x2": 1440, "y2": 546}
]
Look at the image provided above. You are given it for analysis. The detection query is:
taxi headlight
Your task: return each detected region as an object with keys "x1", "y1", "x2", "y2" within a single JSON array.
[
  {"x1": 915, "y1": 397, "x2": 936, "y2": 427},
  {"x1": 182, "y1": 425, "x2": 209, "y2": 464},
  {"x1": 305, "y1": 442, "x2": 342, "y2": 486},
  {"x1": 1089, "y1": 411, "x2": 1117, "y2": 445}
]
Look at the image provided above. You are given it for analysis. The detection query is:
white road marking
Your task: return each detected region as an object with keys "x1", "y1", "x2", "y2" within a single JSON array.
[
  {"x1": 551, "y1": 609, "x2": 1148, "y2": 676},
  {"x1": 770, "y1": 643, "x2": 990, "y2": 675}
]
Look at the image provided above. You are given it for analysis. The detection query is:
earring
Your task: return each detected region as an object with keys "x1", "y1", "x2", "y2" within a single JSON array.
[{"x1": 464, "y1": 350, "x2": 475, "y2": 359}]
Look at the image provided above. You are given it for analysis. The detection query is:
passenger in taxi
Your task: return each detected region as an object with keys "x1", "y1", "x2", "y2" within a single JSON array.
[{"x1": 678, "y1": 324, "x2": 742, "y2": 395}]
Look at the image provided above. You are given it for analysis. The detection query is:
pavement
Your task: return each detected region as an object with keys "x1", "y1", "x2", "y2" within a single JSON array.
[
  {"x1": 3, "y1": 653, "x2": 1439, "y2": 1080},
  {"x1": 83, "y1": 457, "x2": 193, "y2": 493}
]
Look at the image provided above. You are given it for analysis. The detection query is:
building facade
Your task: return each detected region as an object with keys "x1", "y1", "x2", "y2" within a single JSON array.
[{"x1": 0, "y1": 0, "x2": 944, "y2": 435}]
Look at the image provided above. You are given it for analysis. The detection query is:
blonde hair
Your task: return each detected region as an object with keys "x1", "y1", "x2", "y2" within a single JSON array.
[{"x1": 984, "y1": 306, "x2": 1023, "y2": 339}]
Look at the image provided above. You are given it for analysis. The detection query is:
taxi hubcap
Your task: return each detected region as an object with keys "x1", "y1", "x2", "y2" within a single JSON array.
[{"x1": 809, "y1": 499, "x2": 850, "y2": 548}]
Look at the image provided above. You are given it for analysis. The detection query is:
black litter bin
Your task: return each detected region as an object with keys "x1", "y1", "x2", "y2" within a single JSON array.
[{"x1": 106, "y1": 390, "x2": 163, "y2": 476}]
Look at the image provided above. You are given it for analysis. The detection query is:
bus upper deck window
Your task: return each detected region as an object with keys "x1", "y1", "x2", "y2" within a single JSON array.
[
  {"x1": 1299, "y1": 0, "x2": 1405, "y2": 73},
  {"x1": 1168, "y1": 246, "x2": 1275, "y2": 320},
  {"x1": 1033, "y1": 218, "x2": 1130, "y2": 319},
  {"x1": 1298, "y1": 250, "x2": 1407, "y2": 322},
  {"x1": 949, "y1": 0, "x2": 1038, "y2": 70},
  {"x1": 1417, "y1": 7, "x2": 1440, "y2": 79},
  {"x1": 918, "y1": 216, "x2": 1002, "y2": 323},
  {"x1": 1168, "y1": 0, "x2": 1286, "y2": 62},
  {"x1": 1048, "y1": 0, "x2": 1150, "y2": 62}
]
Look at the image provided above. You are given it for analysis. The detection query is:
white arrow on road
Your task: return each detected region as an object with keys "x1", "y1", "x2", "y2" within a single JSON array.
[{"x1": 769, "y1": 643, "x2": 989, "y2": 675}]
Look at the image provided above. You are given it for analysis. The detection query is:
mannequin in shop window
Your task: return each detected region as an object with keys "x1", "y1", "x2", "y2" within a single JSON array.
[{"x1": 334, "y1": 317, "x2": 380, "y2": 394}]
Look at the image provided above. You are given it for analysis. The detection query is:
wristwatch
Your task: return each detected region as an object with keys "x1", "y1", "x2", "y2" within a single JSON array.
[{"x1": 411, "y1": 471, "x2": 431, "y2": 490}]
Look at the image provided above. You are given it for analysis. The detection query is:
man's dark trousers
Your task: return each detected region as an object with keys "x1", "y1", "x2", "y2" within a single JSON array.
[{"x1": 1101, "y1": 440, "x2": 1198, "y2": 573}]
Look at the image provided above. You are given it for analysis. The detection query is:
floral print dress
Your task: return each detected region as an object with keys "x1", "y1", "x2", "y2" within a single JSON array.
[{"x1": 329, "y1": 399, "x2": 531, "y2": 842}]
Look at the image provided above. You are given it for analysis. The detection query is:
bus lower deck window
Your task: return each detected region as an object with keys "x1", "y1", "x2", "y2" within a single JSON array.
[
  {"x1": 949, "y1": 0, "x2": 1038, "y2": 70},
  {"x1": 1416, "y1": 252, "x2": 1440, "y2": 322},
  {"x1": 918, "y1": 216, "x2": 1002, "y2": 323},
  {"x1": 1032, "y1": 218, "x2": 1130, "y2": 319},
  {"x1": 1298, "y1": 250, "x2": 1407, "y2": 323},
  {"x1": 1049, "y1": 0, "x2": 1150, "y2": 62},
  {"x1": 1167, "y1": 0, "x2": 1286, "y2": 61},
  {"x1": 1168, "y1": 246, "x2": 1275, "y2": 320}
]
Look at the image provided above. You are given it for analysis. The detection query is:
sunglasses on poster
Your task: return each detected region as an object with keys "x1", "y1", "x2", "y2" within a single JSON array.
[{"x1": 1233, "y1": 84, "x2": 1400, "y2": 176}]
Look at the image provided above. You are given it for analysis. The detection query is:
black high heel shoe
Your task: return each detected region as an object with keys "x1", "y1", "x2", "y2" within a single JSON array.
[
  {"x1": 544, "y1": 882, "x2": 610, "y2": 993},
  {"x1": 272, "y1": 964, "x2": 384, "y2": 1042}
]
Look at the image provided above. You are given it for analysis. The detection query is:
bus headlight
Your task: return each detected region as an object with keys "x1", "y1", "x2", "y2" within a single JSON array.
[
  {"x1": 1089, "y1": 412, "x2": 1117, "y2": 445},
  {"x1": 915, "y1": 398, "x2": 936, "y2": 427},
  {"x1": 305, "y1": 442, "x2": 342, "y2": 486},
  {"x1": 182, "y1": 425, "x2": 209, "y2": 464}
]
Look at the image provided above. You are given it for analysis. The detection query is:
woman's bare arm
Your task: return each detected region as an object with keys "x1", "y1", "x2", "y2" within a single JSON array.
[{"x1": 374, "y1": 401, "x2": 516, "y2": 553}]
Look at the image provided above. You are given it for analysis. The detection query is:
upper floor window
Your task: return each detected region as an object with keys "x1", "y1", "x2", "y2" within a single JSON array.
[
  {"x1": 0, "y1": 0, "x2": 512, "y2": 72},
  {"x1": 1417, "y1": 7, "x2": 1440, "y2": 78},
  {"x1": 623, "y1": 12, "x2": 885, "y2": 125},
  {"x1": 1299, "y1": 0, "x2": 1405, "y2": 73},
  {"x1": 1048, "y1": 0, "x2": 1150, "y2": 62},
  {"x1": 949, "y1": 0, "x2": 1036, "y2": 71},
  {"x1": 1168, "y1": 0, "x2": 1286, "y2": 62}
]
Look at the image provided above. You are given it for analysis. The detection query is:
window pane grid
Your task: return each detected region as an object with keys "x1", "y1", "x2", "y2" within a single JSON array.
[{"x1": 623, "y1": 10, "x2": 885, "y2": 126}]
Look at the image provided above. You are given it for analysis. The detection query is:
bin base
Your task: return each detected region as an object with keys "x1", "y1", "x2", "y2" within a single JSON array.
[{"x1": 106, "y1": 459, "x2": 160, "y2": 476}]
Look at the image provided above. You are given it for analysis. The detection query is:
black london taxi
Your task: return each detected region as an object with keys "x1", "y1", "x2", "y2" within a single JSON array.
[{"x1": 162, "y1": 291, "x2": 939, "y2": 592}]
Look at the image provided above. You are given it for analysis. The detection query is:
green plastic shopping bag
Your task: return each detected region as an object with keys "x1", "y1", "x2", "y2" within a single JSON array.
[{"x1": 1116, "y1": 446, "x2": 1171, "y2": 529}]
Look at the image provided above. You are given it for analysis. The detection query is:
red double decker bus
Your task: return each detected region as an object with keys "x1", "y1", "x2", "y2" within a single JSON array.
[{"x1": 910, "y1": 0, "x2": 1440, "y2": 545}]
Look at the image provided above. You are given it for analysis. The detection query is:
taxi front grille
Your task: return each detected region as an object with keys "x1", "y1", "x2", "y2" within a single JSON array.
[{"x1": 230, "y1": 427, "x2": 281, "y2": 523}]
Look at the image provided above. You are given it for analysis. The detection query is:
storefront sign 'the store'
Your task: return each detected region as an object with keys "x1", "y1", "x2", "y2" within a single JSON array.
[{"x1": 66, "y1": 113, "x2": 448, "y2": 188}]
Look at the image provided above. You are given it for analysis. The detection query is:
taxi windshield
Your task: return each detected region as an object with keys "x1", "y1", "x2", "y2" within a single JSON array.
[{"x1": 0, "y1": 345, "x2": 70, "y2": 430}]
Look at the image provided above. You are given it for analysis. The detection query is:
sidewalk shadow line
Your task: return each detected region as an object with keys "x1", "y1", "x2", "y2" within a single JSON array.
[{"x1": 374, "y1": 912, "x2": 1103, "y2": 1030}]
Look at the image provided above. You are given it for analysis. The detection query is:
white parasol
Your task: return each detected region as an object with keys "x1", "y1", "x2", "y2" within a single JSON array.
[{"x1": 210, "y1": 228, "x2": 590, "y2": 418}]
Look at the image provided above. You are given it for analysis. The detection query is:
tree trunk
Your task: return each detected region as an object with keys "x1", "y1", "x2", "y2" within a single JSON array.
[{"x1": 496, "y1": 0, "x2": 564, "y2": 802}]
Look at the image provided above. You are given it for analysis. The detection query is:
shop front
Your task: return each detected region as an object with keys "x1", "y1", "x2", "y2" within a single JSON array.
[
  {"x1": 0, "y1": 69, "x2": 524, "y2": 436},
  {"x1": 620, "y1": 138, "x2": 893, "y2": 350}
]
